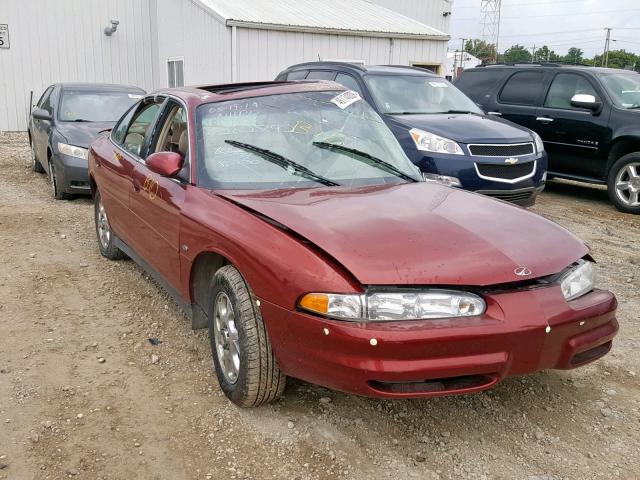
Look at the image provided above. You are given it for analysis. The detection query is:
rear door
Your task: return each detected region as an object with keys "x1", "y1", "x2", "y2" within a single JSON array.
[
  {"x1": 535, "y1": 72, "x2": 610, "y2": 179},
  {"x1": 33, "y1": 86, "x2": 56, "y2": 164},
  {"x1": 128, "y1": 98, "x2": 189, "y2": 288},
  {"x1": 495, "y1": 70, "x2": 552, "y2": 131}
]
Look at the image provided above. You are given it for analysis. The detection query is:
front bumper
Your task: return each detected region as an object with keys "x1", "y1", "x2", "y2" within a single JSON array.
[
  {"x1": 260, "y1": 286, "x2": 617, "y2": 398},
  {"x1": 52, "y1": 153, "x2": 91, "y2": 195}
]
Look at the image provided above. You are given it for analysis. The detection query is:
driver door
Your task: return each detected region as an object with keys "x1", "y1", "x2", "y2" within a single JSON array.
[{"x1": 128, "y1": 99, "x2": 189, "y2": 289}]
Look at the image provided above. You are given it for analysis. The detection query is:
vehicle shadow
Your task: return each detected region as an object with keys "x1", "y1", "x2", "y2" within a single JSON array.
[{"x1": 543, "y1": 179, "x2": 610, "y2": 207}]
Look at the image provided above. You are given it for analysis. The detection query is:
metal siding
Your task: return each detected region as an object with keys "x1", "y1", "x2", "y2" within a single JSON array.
[
  {"x1": 235, "y1": 28, "x2": 445, "y2": 81},
  {"x1": 368, "y1": 0, "x2": 452, "y2": 35},
  {"x1": 0, "y1": 0, "x2": 154, "y2": 131}
]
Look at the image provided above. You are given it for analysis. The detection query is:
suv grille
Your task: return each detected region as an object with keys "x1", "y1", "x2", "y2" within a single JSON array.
[
  {"x1": 469, "y1": 143, "x2": 534, "y2": 157},
  {"x1": 476, "y1": 162, "x2": 535, "y2": 180}
]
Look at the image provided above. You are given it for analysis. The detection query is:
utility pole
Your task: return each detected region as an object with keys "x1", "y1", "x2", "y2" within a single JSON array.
[
  {"x1": 480, "y1": 0, "x2": 502, "y2": 63},
  {"x1": 602, "y1": 28, "x2": 612, "y2": 67},
  {"x1": 531, "y1": 45, "x2": 536, "y2": 63},
  {"x1": 457, "y1": 37, "x2": 467, "y2": 78}
]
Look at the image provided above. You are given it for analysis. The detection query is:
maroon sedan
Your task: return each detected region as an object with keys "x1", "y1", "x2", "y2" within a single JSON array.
[{"x1": 88, "y1": 81, "x2": 618, "y2": 407}]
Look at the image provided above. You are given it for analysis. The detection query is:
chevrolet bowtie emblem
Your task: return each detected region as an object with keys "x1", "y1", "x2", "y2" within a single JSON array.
[{"x1": 505, "y1": 157, "x2": 519, "y2": 165}]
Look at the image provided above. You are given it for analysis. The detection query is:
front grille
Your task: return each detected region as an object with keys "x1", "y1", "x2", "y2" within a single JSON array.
[
  {"x1": 484, "y1": 190, "x2": 534, "y2": 203},
  {"x1": 469, "y1": 143, "x2": 534, "y2": 156},
  {"x1": 476, "y1": 161, "x2": 535, "y2": 180}
]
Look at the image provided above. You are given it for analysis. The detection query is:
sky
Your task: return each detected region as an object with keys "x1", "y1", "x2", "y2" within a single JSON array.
[{"x1": 449, "y1": 0, "x2": 640, "y2": 58}]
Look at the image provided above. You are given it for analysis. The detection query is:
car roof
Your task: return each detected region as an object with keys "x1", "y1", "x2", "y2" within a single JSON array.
[
  {"x1": 469, "y1": 63, "x2": 631, "y2": 75},
  {"x1": 283, "y1": 61, "x2": 438, "y2": 77},
  {"x1": 154, "y1": 80, "x2": 348, "y2": 104},
  {"x1": 57, "y1": 82, "x2": 146, "y2": 92}
]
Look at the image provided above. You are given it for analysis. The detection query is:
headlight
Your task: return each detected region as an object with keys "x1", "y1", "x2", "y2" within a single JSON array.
[
  {"x1": 559, "y1": 260, "x2": 595, "y2": 301},
  {"x1": 58, "y1": 143, "x2": 88, "y2": 160},
  {"x1": 299, "y1": 290, "x2": 485, "y2": 321},
  {"x1": 532, "y1": 131, "x2": 545, "y2": 154},
  {"x1": 409, "y1": 128, "x2": 464, "y2": 155},
  {"x1": 422, "y1": 173, "x2": 462, "y2": 187}
]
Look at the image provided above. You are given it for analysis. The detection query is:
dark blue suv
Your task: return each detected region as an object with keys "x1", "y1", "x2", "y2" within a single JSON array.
[{"x1": 276, "y1": 63, "x2": 547, "y2": 206}]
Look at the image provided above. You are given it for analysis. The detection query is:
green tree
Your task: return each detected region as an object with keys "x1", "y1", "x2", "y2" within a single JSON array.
[
  {"x1": 464, "y1": 39, "x2": 496, "y2": 63},
  {"x1": 592, "y1": 49, "x2": 639, "y2": 70},
  {"x1": 534, "y1": 45, "x2": 561, "y2": 63},
  {"x1": 563, "y1": 47, "x2": 584, "y2": 64},
  {"x1": 503, "y1": 44, "x2": 532, "y2": 63}
]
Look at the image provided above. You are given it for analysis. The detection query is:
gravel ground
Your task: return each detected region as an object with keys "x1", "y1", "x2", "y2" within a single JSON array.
[{"x1": 0, "y1": 132, "x2": 639, "y2": 480}]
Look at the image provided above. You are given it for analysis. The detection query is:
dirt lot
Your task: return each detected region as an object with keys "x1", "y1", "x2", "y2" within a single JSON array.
[{"x1": 0, "y1": 132, "x2": 638, "y2": 480}]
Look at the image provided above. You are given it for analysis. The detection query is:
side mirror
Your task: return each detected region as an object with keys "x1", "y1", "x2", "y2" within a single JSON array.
[
  {"x1": 32, "y1": 108, "x2": 52, "y2": 121},
  {"x1": 571, "y1": 94, "x2": 602, "y2": 112},
  {"x1": 146, "y1": 151, "x2": 184, "y2": 177}
]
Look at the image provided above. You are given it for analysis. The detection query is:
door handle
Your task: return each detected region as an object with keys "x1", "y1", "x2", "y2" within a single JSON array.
[
  {"x1": 536, "y1": 117, "x2": 554, "y2": 123},
  {"x1": 487, "y1": 111, "x2": 502, "y2": 116}
]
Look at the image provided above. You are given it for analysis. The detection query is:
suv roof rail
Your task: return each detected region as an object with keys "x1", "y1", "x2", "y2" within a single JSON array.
[
  {"x1": 285, "y1": 61, "x2": 367, "y2": 71},
  {"x1": 379, "y1": 64, "x2": 437, "y2": 73},
  {"x1": 476, "y1": 62, "x2": 592, "y2": 68}
]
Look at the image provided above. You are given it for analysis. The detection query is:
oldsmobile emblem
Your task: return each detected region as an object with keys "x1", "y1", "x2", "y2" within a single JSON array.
[
  {"x1": 505, "y1": 157, "x2": 519, "y2": 165},
  {"x1": 514, "y1": 266, "x2": 532, "y2": 276}
]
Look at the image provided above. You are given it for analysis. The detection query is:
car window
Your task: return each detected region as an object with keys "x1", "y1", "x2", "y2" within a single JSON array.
[
  {"x1": 306, "y1": 70, "x2": 336, "y2": 80},
  {"x1": 455, "y1": 70, "x2": 506, "y2": 101},
  {"x1": 122, "y1": 100, "x2": 163, "y2": 157},
  {"x1": 112, "y1": 104, "x2": 139, "y2": 145},
  {"x1": 36, "y1": 87, "x2": 53, "y2": 108},
  {"x1": 335, "y1": 73, "x2": 363, "y2": 96},
  {"x1": 599, "y1": 72, "x2": 640, "y2": 109},
  {"x1": 499, "y1": 71, "x2": 547, "y2": 105},
  {"x1": 286, "y1": 70, "x2": 308, "y2": 81},
  {"x1": 58, "y1": 90, "x2": 143, "y2": 122},
  {"x1": 41, "y1": 88, "x2": 55, "y2": 114},
  {"x1": 544, "y1": 73, "x2": 598, "y2": 110},
  {"x1": 153, "y1": 101, "x2": 190, "y2": 181}
]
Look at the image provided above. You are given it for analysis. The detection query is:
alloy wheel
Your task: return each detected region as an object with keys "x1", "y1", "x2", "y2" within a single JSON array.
[
  {"x1": 96, "y1": 198, "x2": 111, "y2": 250},
  {"x1": 213, "y1": 292, "x2": 241, "y2": 384},
  {"x1": 615, "y1": 162, "x2": 640, "y2": 207}
]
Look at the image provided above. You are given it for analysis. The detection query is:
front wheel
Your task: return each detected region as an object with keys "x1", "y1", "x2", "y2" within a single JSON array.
[
  {"x1": 49, "y1": 160, "x2": 72, "y2": 200},
  {"x1": 94, "y1": 190, "x2": 126, "y2": 260},
  {"x1": 208, "y1": 265, "x2": 286, "y2": 407},
  {"x1": 608, "y1": 153, "x2": 640, "y2": 214}
]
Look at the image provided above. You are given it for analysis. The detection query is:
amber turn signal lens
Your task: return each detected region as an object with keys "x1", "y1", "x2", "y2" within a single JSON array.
[{"x1": 299, "y1": 293, "x2": 329, "y2": 314}]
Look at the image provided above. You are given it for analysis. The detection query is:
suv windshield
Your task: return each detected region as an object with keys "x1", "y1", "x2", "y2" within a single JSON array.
[
  {"x1": 59, "y1": 90, "x2": 143, "y2": 122},
  {"x1": 195, "y1": 90, "x2": 422, "y2": 190},
  {"x1": 599, "y1": 72, "x2": 640, "y2": 109},
  {"x1": 364, "y1": 74, "x2": 483, "y2": 115}
]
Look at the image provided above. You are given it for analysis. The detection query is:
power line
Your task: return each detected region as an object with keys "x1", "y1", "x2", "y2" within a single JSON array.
[{"x1": 456, "y1": 8, "x2": 640, "y2": 21}]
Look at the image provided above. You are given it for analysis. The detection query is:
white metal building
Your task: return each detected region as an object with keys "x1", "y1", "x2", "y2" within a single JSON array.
[
  {"x1": 0, "y1": 0, "x2": 451, "y2": 131},
  {"x1": 445, "y1": 51, "x2": 482, "y2": 80}
]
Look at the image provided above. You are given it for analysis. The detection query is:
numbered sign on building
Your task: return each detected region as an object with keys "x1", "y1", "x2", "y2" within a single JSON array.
[{"x1": 0, "y1": 24, "x2": 9, "y2": 49}]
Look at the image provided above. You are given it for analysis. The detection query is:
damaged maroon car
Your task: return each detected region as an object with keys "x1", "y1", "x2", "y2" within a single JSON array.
[{"x1": 88, "y1": 81, "x2": 618, "y2": 407}]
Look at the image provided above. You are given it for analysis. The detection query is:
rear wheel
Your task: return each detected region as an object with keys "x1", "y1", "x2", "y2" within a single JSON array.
[
  {"x1": 208, "y1": 265, "x2": 286, "y2": 407},
  {"x1": 608, "y1": 153, "x2": 640, "y2": 214},
  {"x1": 94, "y1": 190, "x2": 126, "y2": 260},
  {"x1": 31, "y1": 142, "x2": 45, "y2": 173},
  {"x1": 49, "y1": 160, "x2": 72, "y2": 200}
]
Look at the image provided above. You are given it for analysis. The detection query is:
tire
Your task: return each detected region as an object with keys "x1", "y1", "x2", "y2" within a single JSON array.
[
  {"x1": 94, "y1": 190, "x2": 126, "y2": 260},
  {"x1": 607, "y1": 152, "x2": 640, "y2": 214},
  {"x1": 49, "y1": 160, "x2": 72, "y2": 200},
  {"x1": 31, "y1": 141, "x2": 45, "y2": 173},
  {"x1": 208, "y1": 265, "x2": 286, "y2": 407}
]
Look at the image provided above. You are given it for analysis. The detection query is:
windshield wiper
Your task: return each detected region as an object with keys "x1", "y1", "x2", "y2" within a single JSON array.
[
  {"x1": 444, "y1": 110, "x2": 480, "y2": 115},
  {"x1": 224, "y1": 140, "x2": 340, "y2": 187},
  {"x1": 312, "y1": 142, "x2": 419, "y2": 183},
  {"x1": 69, "y1": 119, "x2": 91, "y2": 122}
]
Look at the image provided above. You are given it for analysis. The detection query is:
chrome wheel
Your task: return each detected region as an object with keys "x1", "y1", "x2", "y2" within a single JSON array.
[
  {"x1": 615, "y1": 162, "x2": 640, "y2": 207},
  {"x1": 213, "y1": 292, "x2": 240, "y2": 384},
  {"x1": 97, "y1": 198, "x2": 111, "y2": 250}
]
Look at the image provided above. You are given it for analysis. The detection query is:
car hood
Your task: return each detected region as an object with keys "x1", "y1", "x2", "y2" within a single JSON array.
[
  {"x1": 56, "y1": 121, "x2": 115, "y2": 149},
  {"x1": 386, "y1": 113, "x2": 534, "y2": 144},
  {"x1": 216, "y1": 183, "x2": 586, "y2": 286}
]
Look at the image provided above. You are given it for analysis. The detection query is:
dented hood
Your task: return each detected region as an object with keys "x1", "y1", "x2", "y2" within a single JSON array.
[{"x1": 216, "y1": 183, "x2": 587, "y2": 286}]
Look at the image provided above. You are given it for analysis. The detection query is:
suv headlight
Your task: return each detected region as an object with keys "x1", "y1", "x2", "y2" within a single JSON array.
[
  {"x1": 559, "y1": 260, "x2": 595, "y2": 301},
  {"x1": 58, "y1": 143, "x2": 88, "y2": 160},
  {"x1": 299, "y1": 290, "x2": 485, "y2": 321},
  {"x1": 532, "y1": 131, "x2": 545, "y2": 154},
  {"x1": 409, "y1": 128, "x2": 464, "y2": 155}
]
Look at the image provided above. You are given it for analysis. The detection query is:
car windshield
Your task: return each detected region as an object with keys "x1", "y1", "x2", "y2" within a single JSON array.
[
  {"x1": 364, "y1": 74, "x2": 484, "y2": 115},
  {"x1": 195, "y1": 90, "x2": 422, "y2": 190},
  {"x1": 58, "y1": 90, "x2": 143, "y2": 122},
  {"x1": 599, "y1": 72, "x2": 640, "y2": 109}
]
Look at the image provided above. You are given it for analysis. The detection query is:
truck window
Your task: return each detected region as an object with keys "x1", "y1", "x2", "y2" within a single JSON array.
[
  {"x1": 544, "y1": 73, "x2": 598, "y2": 110},
  {"x1": 455, "y1": 70, "x2": 505, "y2": 101},
  {"x1": 499, "y1": 71, "x2": 547, "y2": 106}
]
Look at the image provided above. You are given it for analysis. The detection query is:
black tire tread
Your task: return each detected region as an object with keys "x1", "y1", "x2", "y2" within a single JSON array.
[{"x1": 210, "y1": 265, "x2": 285, "y2": 407}]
